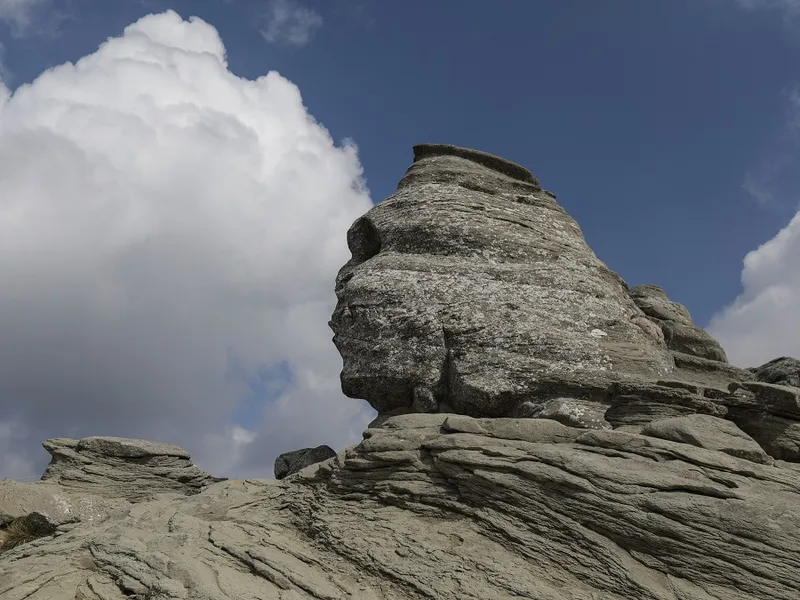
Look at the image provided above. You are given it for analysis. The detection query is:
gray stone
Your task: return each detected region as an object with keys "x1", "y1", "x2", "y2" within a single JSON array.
[
  {"x1": 641, "y1": 414, "x2": 772, "y2": 464},
  {"x1": 3, "y1": 420, "x2": 800, "y2": 599},
  {"x1": 750, "y1": 357, "x2": 800, "y2": 389},
  {"x1": 514, "y1": 397, "x2": 612, "y2": 430},
  {"x1": 274, "y1": 445, "x2": 337, "y2": 479},
  {"x1": 5, "y1": 144, "x2": 800, "y2": 599},
  {"x1": 40, "y1": 436, "x2": 224, "y2": 501},
  {"x1": 629, "y1": 284, "x2": 728, "y2": 363},
  {"x1": 670, "y1": 351, "x2": 754, "y2": 390},
  {"x1": 604, "y1": 379, "x2": 728, "y2": 428},
  {"x1": 330, "y1": 144, "x2": 674, "y2": 419},
  {"x1": 724, "y1": 382, "x2": 800, "y2": 461}
]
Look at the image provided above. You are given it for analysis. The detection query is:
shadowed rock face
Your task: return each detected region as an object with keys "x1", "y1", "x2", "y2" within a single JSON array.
[
  {"x1": 330, "y1": 144, "x2": 674, "y2": 418},
  {"x1": 274, "y1": 445, "x2": 336, "y2": 480}
]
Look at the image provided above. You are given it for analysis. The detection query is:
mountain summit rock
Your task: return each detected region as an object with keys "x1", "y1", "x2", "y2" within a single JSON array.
[{"x1": 2, "y1": 145, "x2": 800, "y2": 600}]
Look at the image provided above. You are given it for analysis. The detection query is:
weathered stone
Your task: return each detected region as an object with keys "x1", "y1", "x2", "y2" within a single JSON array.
[
  {"x1": 274, "y1": 445, "x2": 337, "y2": 480},
  {"x1": 670, "y1": 351, "x2": 754, "y2": 390},
  {"x1": 514, "y1": 397, "x2": 612, "y2": 430},
  {"x1": 330, "y1": 144, "x2": 675, "y2": 419},
  {"x1": 604, "y1": 380, "x2": 728, "y2": 428},
  {"x1": 750, "y1": 356, "x2": 800, "y2": 388},
  {"x1": 727, "y1": 412, "x2": 800, "y2": 462},
  {"x1": 3, "y1": 420, "x2": 800, "y2": 599},
  {"x1": 641, "y1": 414, "x2": 772, "y2": 464},
  {"x1": 740, "y1": 381, "x2": 800, "y2": 418},
  {"x1": 40, "y1": 436, "x2": 224, "y2": 501},
  {"x1": 0, "y1": 479, "x2": 130, "y2": 526},
  {"x1": 629, "y1": 285, "x2": 728, "y2": 362},
  {"x1": 720, "y1": 382, "x2": 800, "y2": 462}
]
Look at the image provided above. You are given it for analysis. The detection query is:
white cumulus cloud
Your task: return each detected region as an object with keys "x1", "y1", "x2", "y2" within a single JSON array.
[
  {"x1": 708, "y1": 211, "x2": 800, "y2": 367},
  {"x1": 259, "y1": 0, "x2": 322, "y2": 47},
  {"x1": 0, "y1": 9, "x2": 376, "y2": 481}
]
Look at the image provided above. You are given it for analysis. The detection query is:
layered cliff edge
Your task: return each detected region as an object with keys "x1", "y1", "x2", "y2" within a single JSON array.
[{"x1": 2, "y1": 144, "x2": 800, "y2": 600}]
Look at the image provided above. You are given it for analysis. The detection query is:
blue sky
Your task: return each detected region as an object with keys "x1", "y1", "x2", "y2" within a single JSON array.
[{"x1": 1, "y1": 0, "x2": 799, "y2": 480}]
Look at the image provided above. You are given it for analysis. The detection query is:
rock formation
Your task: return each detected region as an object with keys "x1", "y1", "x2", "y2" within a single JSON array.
[
  {"x1": 2, "y1": 144, "x2": 800, "y2": 599},
  {"x1": 628, "y1": 284, "x2": 728, "y2": 362},
  {"x1": 329, "y1": 144, "x2": 675, "y2": 419},
  {"x1": 274, "y1": 445, "x2": 337, "y2": 480},
  {"x1": 39, "y1": 436, "x2": 225, "y2": 501}
]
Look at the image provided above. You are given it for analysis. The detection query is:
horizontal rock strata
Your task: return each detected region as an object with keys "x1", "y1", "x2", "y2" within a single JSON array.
[
  {"x1": 2, "y1": 414, "x2": 800, "y2": 599},
  {"x1": 40, "y1": 436, "x2": 224, "y2": 501}
]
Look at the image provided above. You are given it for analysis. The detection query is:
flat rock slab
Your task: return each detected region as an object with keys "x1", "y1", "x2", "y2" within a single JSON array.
[
  {"x1": 641, "y1": 414, "x2": 772, "y2": 464},
  {"x1": 40, "y1": 436, "x2": 225, "y2": 502}
]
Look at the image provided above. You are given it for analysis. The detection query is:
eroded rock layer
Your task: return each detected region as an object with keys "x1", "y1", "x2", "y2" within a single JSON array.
[
  {"x1": 39, "y1": 436, "x2": 224, "y2": 501},
  {"x1": 2, "y1": 415, "x2": 800, "y2": 599}
]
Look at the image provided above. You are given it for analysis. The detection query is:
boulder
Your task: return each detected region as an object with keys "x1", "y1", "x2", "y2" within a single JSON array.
[
  {"x1": 513, "y1": 397, "x2": 612, "y2": 429},
  {"x1": 40, "y1": 436, "x2": 225, "y2": 502},
  {"x1": 274, "y1": 445, "x2": 337, "y2": 479},
  {"x1": 750, "y1": 356, "x2": 800, "y2": 388},
  {"x1": 330, "y1": 143, "x2": 674, "y2": 419}
]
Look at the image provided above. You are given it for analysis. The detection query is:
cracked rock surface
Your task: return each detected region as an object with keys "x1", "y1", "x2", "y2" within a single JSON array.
[
  {"x1": 329, "y1": 143, "x2": 675, "y2": 418},
  {"x1": 2, "y1": 414, "x2": 800, "y2": 599},
  {"x1": 39, "y1": 436, "x2": 225, "y2": 501}
]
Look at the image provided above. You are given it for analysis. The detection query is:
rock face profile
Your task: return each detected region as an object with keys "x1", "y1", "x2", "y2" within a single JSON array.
[
  {"x1": 2, "y1": 144, "x2": 800, "y2": 600},
  {"x1": 330, "y1": 144, "x2": 674, "y2": 420}
]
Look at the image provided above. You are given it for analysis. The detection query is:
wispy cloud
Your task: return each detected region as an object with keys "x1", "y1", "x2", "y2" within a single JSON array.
[
  {"x1": 734, "y1": 0, "x2": 800, "y2": 20},
  {"x1": 742, "y1": 155, "x2": 793, "y2": 207},
  {"x1": 0, "y1": 0, "x2": 48, "y2": 35},
  {"x1": 259, "y1": 0, "x2": 322, "y2": 47}
]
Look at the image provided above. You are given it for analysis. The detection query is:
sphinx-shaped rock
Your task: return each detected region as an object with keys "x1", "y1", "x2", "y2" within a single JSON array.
[
  {"x1": 40, "y1": 436, "x2": 224, "y2": 502},
  {"x1": 629, "y1": 284, "x2": 728, "y2": 362},
  {"x1": 330, "y1": 144, "x2": 674, "y2": 419}
]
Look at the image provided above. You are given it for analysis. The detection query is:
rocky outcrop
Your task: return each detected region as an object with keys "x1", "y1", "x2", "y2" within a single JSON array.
[
  {"x1": 750, "y1": 356, "x2": 800, "y2": 388},
  {"x1": 40, "y1": 436, "x2": 224, "y2": 501},
  {"x1": 3, "y1": 144, "x2": 800, "y2": 599},
  {"x1": 629, "y1": 284, "x2": 728, "y2": 362},
  {"x1": 330, "y1": 143, "x2": 674, "y2": 420},
  {"x1": 274, "y1": 445, "x2": 337, "y2": 479},
  {"x1": 2, "y1": 414, "x2": 800, "y2": 599}
]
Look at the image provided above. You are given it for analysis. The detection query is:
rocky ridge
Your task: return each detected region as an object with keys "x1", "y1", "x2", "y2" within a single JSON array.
[{"x1": 1, "y1": 144, "x2": 799, "y2": 599}]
